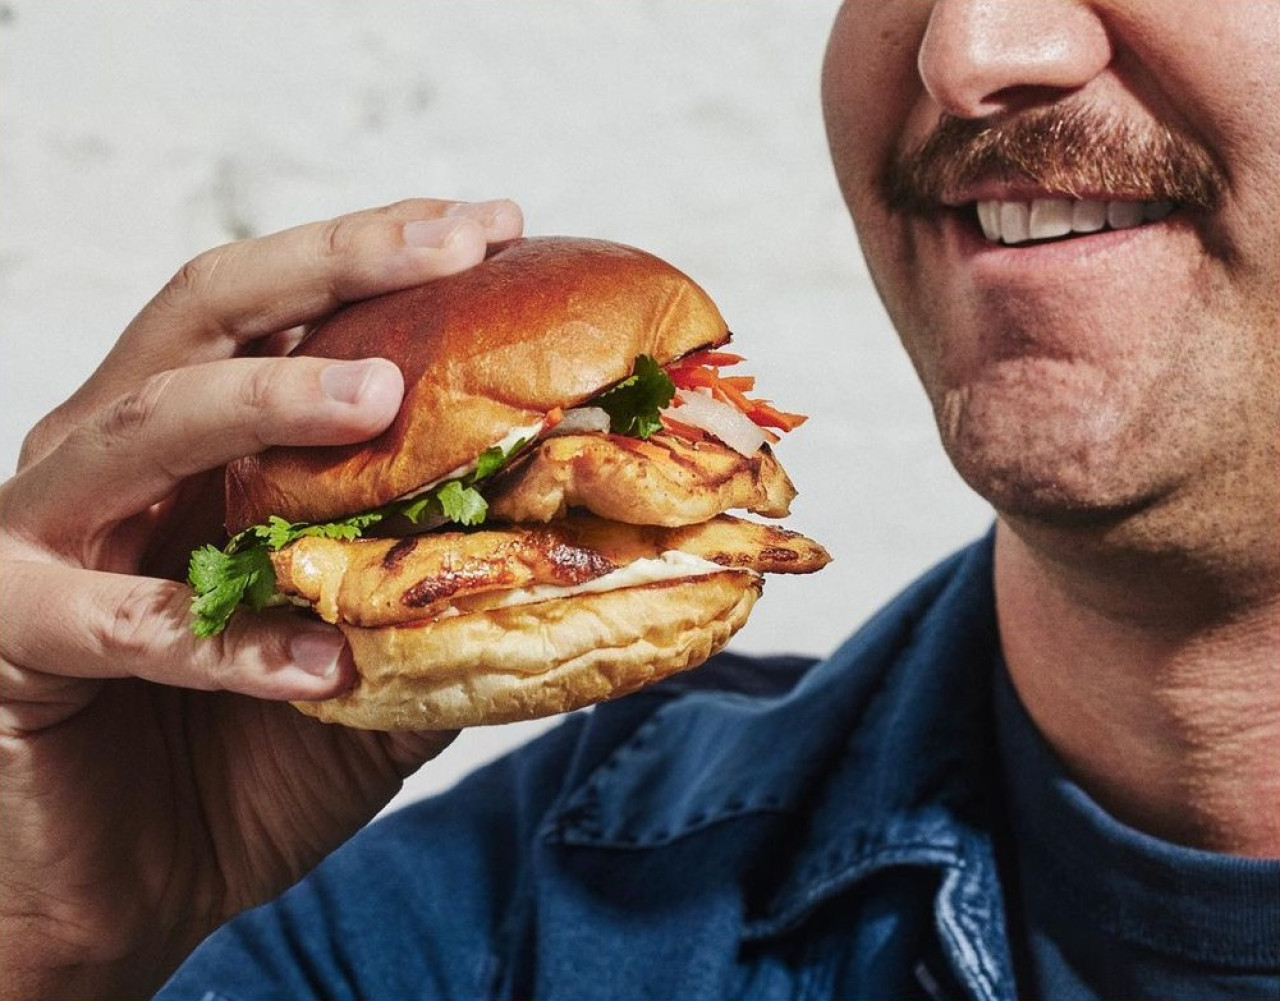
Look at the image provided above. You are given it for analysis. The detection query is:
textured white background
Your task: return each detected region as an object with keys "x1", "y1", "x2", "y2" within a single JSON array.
[{"x1": 0, "y1": 2, "x2": 992, "y2": 807}]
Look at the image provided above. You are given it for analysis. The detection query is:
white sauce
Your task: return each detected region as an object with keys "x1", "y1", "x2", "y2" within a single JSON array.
[
  {"x1": 471, "y1": 550, "x2": 747, "y2": 611},
  {"x1": 394, "y1": 420, "x2": 547, "y2": 501}
]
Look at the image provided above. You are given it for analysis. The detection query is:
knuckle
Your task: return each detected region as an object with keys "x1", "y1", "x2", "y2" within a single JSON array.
[
  {"x1": 238, "y1": 359, "x2": 275, "y2": 410},
  {"x1": 96, "y1": 371, "x2": 176, "y2": 449},
  {"x1": 162, "y1": 246, "x2": 228, "y2": 308},
  {"x1": 235, "y1": 361, "x2": 289, "y2": 438},
  {"x1": 311, "y1": 216, "x2": 367, "y2": 303},
  {"x1": 152, "y1": 245, "x2": 245, "y2": 345},
  {"x1": 90, "y1": 579, "x2": 194, "y2": 674},
  {"x1": 318, "y1": 215, "x2": 356, "y2": 264}
]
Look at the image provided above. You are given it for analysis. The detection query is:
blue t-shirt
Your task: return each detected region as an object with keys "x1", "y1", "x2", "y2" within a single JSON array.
[{"x1": 994, "y1": 667, "x2": 1279, "y2": 999}]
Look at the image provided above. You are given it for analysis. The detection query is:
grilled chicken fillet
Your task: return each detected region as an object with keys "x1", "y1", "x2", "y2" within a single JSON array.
[
  {"x1": 485, "y1": 433, "x2": 796, "y2": 526},
  {"x1": 272, "y1": 512, "x2": 829, "y2": 628}
]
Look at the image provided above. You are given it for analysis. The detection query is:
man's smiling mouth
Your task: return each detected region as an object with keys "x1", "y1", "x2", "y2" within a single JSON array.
[{"x1": 973, "y1": 198, "x2": 1176, "y2": 246}]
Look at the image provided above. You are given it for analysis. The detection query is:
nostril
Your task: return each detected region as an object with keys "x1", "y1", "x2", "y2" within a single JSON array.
[{"x1": 983, "y1": 83, "x2": 1081, "y2": 117}]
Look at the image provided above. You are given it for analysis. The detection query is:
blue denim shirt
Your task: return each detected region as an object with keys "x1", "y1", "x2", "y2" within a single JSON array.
[{"x1": 161, "y1": 536, "x2": 1018, "y2": 999}]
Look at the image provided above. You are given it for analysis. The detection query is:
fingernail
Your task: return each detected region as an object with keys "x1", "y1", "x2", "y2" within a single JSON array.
[
  {"x1": 321, "y1": 358, "x2": 396, "y2": 405},
  {"x1": 290, "y1": 628, "x2": 347, "y2": 678},
  {"x1": 402, "y1": 216, "x2": 463, "y2": 249}
]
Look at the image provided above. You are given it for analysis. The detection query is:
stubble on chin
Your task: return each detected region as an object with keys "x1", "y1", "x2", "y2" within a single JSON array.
[{"x1": 933, "y1": 357, "x2": 1155, "y2": 525}]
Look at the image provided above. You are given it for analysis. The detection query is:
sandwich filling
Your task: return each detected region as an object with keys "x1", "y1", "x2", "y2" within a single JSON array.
[{"x1": 269, "y1": 511, "x2": 828, "y2": 629}]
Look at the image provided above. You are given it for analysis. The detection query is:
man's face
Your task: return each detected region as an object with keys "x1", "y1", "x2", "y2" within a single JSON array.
[{"x1": 822, "y1": 0, "x2": 1279, "y2": 553}]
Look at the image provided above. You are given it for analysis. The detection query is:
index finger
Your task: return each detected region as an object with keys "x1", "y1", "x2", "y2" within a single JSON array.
[
  {"x1": 71, "y1": 198, "x2": 523, "y2": 422},
  {"x1": 6, "y1": 353, "x2": 405, "y2": 544},
  {"x1": 0, "y1": 560, "x2": 355, "y2": 713}
]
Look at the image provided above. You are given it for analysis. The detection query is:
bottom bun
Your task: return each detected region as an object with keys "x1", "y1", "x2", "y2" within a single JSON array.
[{"x1": 292, "y1": 570, "x2": 761, "y2": 730}]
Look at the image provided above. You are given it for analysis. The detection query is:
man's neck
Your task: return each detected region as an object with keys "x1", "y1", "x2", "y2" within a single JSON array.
[{"x1": 993, "y1": 520, "x2": 1280, "y2": 858}]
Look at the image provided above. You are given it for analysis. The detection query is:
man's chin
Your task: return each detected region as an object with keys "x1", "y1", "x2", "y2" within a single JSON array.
[
  {"x1": 990, "y1": 491, "x2": 1150, "y2": 533},
  {"x1": 950, "y1": 453, "x2": 1156, "y2": 533},
  {"x1": 933, "y1": 374, "x2": 1167, "y2": 533}
]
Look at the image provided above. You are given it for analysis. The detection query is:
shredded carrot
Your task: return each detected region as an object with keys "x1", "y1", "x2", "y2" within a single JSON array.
[
  {"x1": 543, "y1": 407, "x2": 565, "y2": 429},
  {"x1": 745, "y1": 400, "x2": 808, "y2": 432},
  {"x1": 663, "y1": 354, "x2": 809, "y2": 437},
  {"x1": 711, "y1": 380, "x2": 755, "y2": 414},
  {"x1": 659, "y1": 413, "x2": 708, "y2": 442},
  {"x1": 669, "y1": 366, "x2": 719, "y2": 392},
  {"x1": 678, "y1": 349, "x2": 744, "y2": 368}
]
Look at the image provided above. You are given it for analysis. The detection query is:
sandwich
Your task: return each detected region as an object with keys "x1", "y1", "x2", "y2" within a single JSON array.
[{"x1": 188, "y1": 236, "x2": 829, "y2": 730}]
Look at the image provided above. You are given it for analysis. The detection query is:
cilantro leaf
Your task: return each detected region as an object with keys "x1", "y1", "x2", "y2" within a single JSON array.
[
  {"x1": 474, "y1": 441, "x2": 524, "y2": 480},
  {"x1": 187, "y1": 543, "x2": 233, "y2": 595},
  {"x1": 592, "y1": 354, "x2": 675, "y2": 439},
  {"x1": 435, "y1": 480, "x2": 489, "y2": 526},
  {"x1": 287, "y1": 512, "x2": 385, "y2": 543},
  {"x1": 261, "y1": 516, "x2": 298, "y2": 550},
  {"x1": 188, "y1": 543, "x2": 277, "y2": 638},
  {"x1": 386, "y1": 437, "x2": 530, "y2": 529}
]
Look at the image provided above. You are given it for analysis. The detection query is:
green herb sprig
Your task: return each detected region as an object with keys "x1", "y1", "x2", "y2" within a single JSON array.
[{"x1": 593, "y1": 354, "x2": 675, "y2": 439}]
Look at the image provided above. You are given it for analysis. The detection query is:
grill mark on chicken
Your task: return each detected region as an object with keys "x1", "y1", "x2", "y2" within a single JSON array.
[
  {"x1": 545, "y1": 539, "x2": 617, "y2": 581},
  {"x1": 382, "y1": 536, "x2": 420, "y2": 570},
  {"x1": 399, "y1": 533, "x2": 616, "y2": 609},
  {"x1": 402, "y1": 562, "x2": 519, "y2": 607}
]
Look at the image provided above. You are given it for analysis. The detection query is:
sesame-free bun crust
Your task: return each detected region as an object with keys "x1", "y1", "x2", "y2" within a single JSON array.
[
  {"x1": 225, "y1": 237, "x2": 729, "y2": 533},
  {"x1": 291, "y1": 570, "x2": 760, "y2": 730}
]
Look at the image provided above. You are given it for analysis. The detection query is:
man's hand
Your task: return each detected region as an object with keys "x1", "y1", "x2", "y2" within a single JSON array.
[{"x1": 0, "y1": 198, "x2": 523, "y2": 998}]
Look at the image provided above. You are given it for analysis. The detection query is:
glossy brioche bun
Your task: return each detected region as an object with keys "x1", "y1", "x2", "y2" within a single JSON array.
[
  {"x1": 292, "y1": 569, "x2": 761, "y2": 730},
  {"x1": 224, "y1": 236, "x2": 729, "y2": 534}
]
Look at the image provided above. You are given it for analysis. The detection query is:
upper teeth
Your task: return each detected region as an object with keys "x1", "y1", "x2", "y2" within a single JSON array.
[{"x1": 976, "y1": 199, "x2": 1174, "y2": 245}]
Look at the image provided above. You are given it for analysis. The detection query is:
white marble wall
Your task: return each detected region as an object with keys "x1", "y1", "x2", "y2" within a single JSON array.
[{"x1": 0, "y1": 2, "x2": 992, "y2": 803}]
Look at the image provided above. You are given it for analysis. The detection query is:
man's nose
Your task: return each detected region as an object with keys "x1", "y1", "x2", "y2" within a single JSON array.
[{"x1": 918, "y1": 0, "x2": 1111, "y2": 119}]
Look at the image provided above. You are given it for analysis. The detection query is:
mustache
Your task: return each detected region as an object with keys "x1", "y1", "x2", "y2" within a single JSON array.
[{"x1": 883, "y1": 105, "x2": 1226, "y2": 213}]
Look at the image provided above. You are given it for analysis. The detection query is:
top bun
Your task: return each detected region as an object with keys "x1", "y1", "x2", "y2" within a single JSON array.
[{"x1": 225, "y1": 237, "x2": 729, "y2": 533}]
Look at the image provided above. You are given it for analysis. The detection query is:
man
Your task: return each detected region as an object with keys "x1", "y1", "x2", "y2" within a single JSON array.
[{"x1": 0, "y1": 1, "x2": 1275, "y2": 997}]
